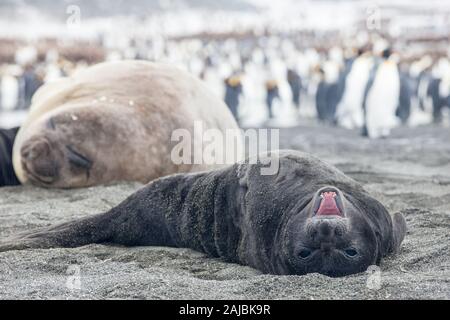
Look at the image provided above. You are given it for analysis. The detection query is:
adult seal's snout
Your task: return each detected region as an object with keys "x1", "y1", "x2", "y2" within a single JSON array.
[
  {"x1": 21, "y1": 138, "x2": 59, "y2": 184},
  {"x1": 22, "y1": 139, "x2": 50, "y2": 161}
]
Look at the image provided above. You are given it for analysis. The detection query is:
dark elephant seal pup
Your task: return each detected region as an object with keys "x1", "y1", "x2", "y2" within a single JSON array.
[
  {"x1": 0, "y1": 150, "x2": 406, "y2": 277},
  {"x1": 13, "y1": 60, "x2": 242, "y2": 188},
  {"x1": 0, "y1": 127, "x2": 20, "y2": 186}
]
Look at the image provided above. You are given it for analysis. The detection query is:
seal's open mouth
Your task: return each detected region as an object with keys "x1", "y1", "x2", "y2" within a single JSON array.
[{"x1": 313, "y1": 188, "x2": 345, "y2": 217}]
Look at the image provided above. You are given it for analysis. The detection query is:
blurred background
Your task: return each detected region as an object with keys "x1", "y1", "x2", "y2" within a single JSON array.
[{"x1": 0, "y1": 0, "x2": 449, "y2": 137}]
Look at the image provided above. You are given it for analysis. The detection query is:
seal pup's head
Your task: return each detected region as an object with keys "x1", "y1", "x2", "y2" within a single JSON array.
[
  {"x1": 278, "y1": 178, "x2": 408, "y2": 276},
  {"x1": 283, "y1": 185, "x2": 392, "y2": 277},
  {"x1": 238, "y1": 151, "x2": 407, "y2": 277}
]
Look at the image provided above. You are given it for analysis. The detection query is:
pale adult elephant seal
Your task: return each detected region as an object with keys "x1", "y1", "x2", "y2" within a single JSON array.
[
  {"x1": 0, "y1": 151, "x2": 406, "y2": 277},
  {"x1": 13, "y1": 60, "x2": 242, "y2": 188}
]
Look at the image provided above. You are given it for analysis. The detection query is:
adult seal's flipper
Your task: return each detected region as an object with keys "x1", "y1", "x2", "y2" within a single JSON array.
[{"x1": 0, "y1": 127, "x2": 20, "y2": 186}]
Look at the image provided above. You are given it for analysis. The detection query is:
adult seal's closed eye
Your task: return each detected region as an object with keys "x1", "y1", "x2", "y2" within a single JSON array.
[
  {"x1": 0, "y1": 150, "x2": 407, "y2": 277},
  {"x1": 13, "y1": 60, "x2": 242, "y2": 188}
]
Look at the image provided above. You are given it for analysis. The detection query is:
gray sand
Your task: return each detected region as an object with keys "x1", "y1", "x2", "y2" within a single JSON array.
[{"x1": 0, "y1": 123, "x2": 449, "y2": 299}]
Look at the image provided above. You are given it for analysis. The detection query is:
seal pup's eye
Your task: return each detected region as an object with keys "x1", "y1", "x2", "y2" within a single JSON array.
[
  {"x1": 298, "y1": 248, "x2": 312, "y2": 259},
  {"x1": 344, "y1": 248, "x2": 358, "y2": 257}
]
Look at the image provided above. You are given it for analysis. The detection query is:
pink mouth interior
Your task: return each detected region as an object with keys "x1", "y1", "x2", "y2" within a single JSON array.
[{"x1": 316, "y1": 191, "x2": 341, "y2": 216}]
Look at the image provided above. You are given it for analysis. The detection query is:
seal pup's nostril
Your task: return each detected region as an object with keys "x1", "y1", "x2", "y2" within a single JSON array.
[{"x1": 319, "y1": 220, "x2": 332, "y2": 236}]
